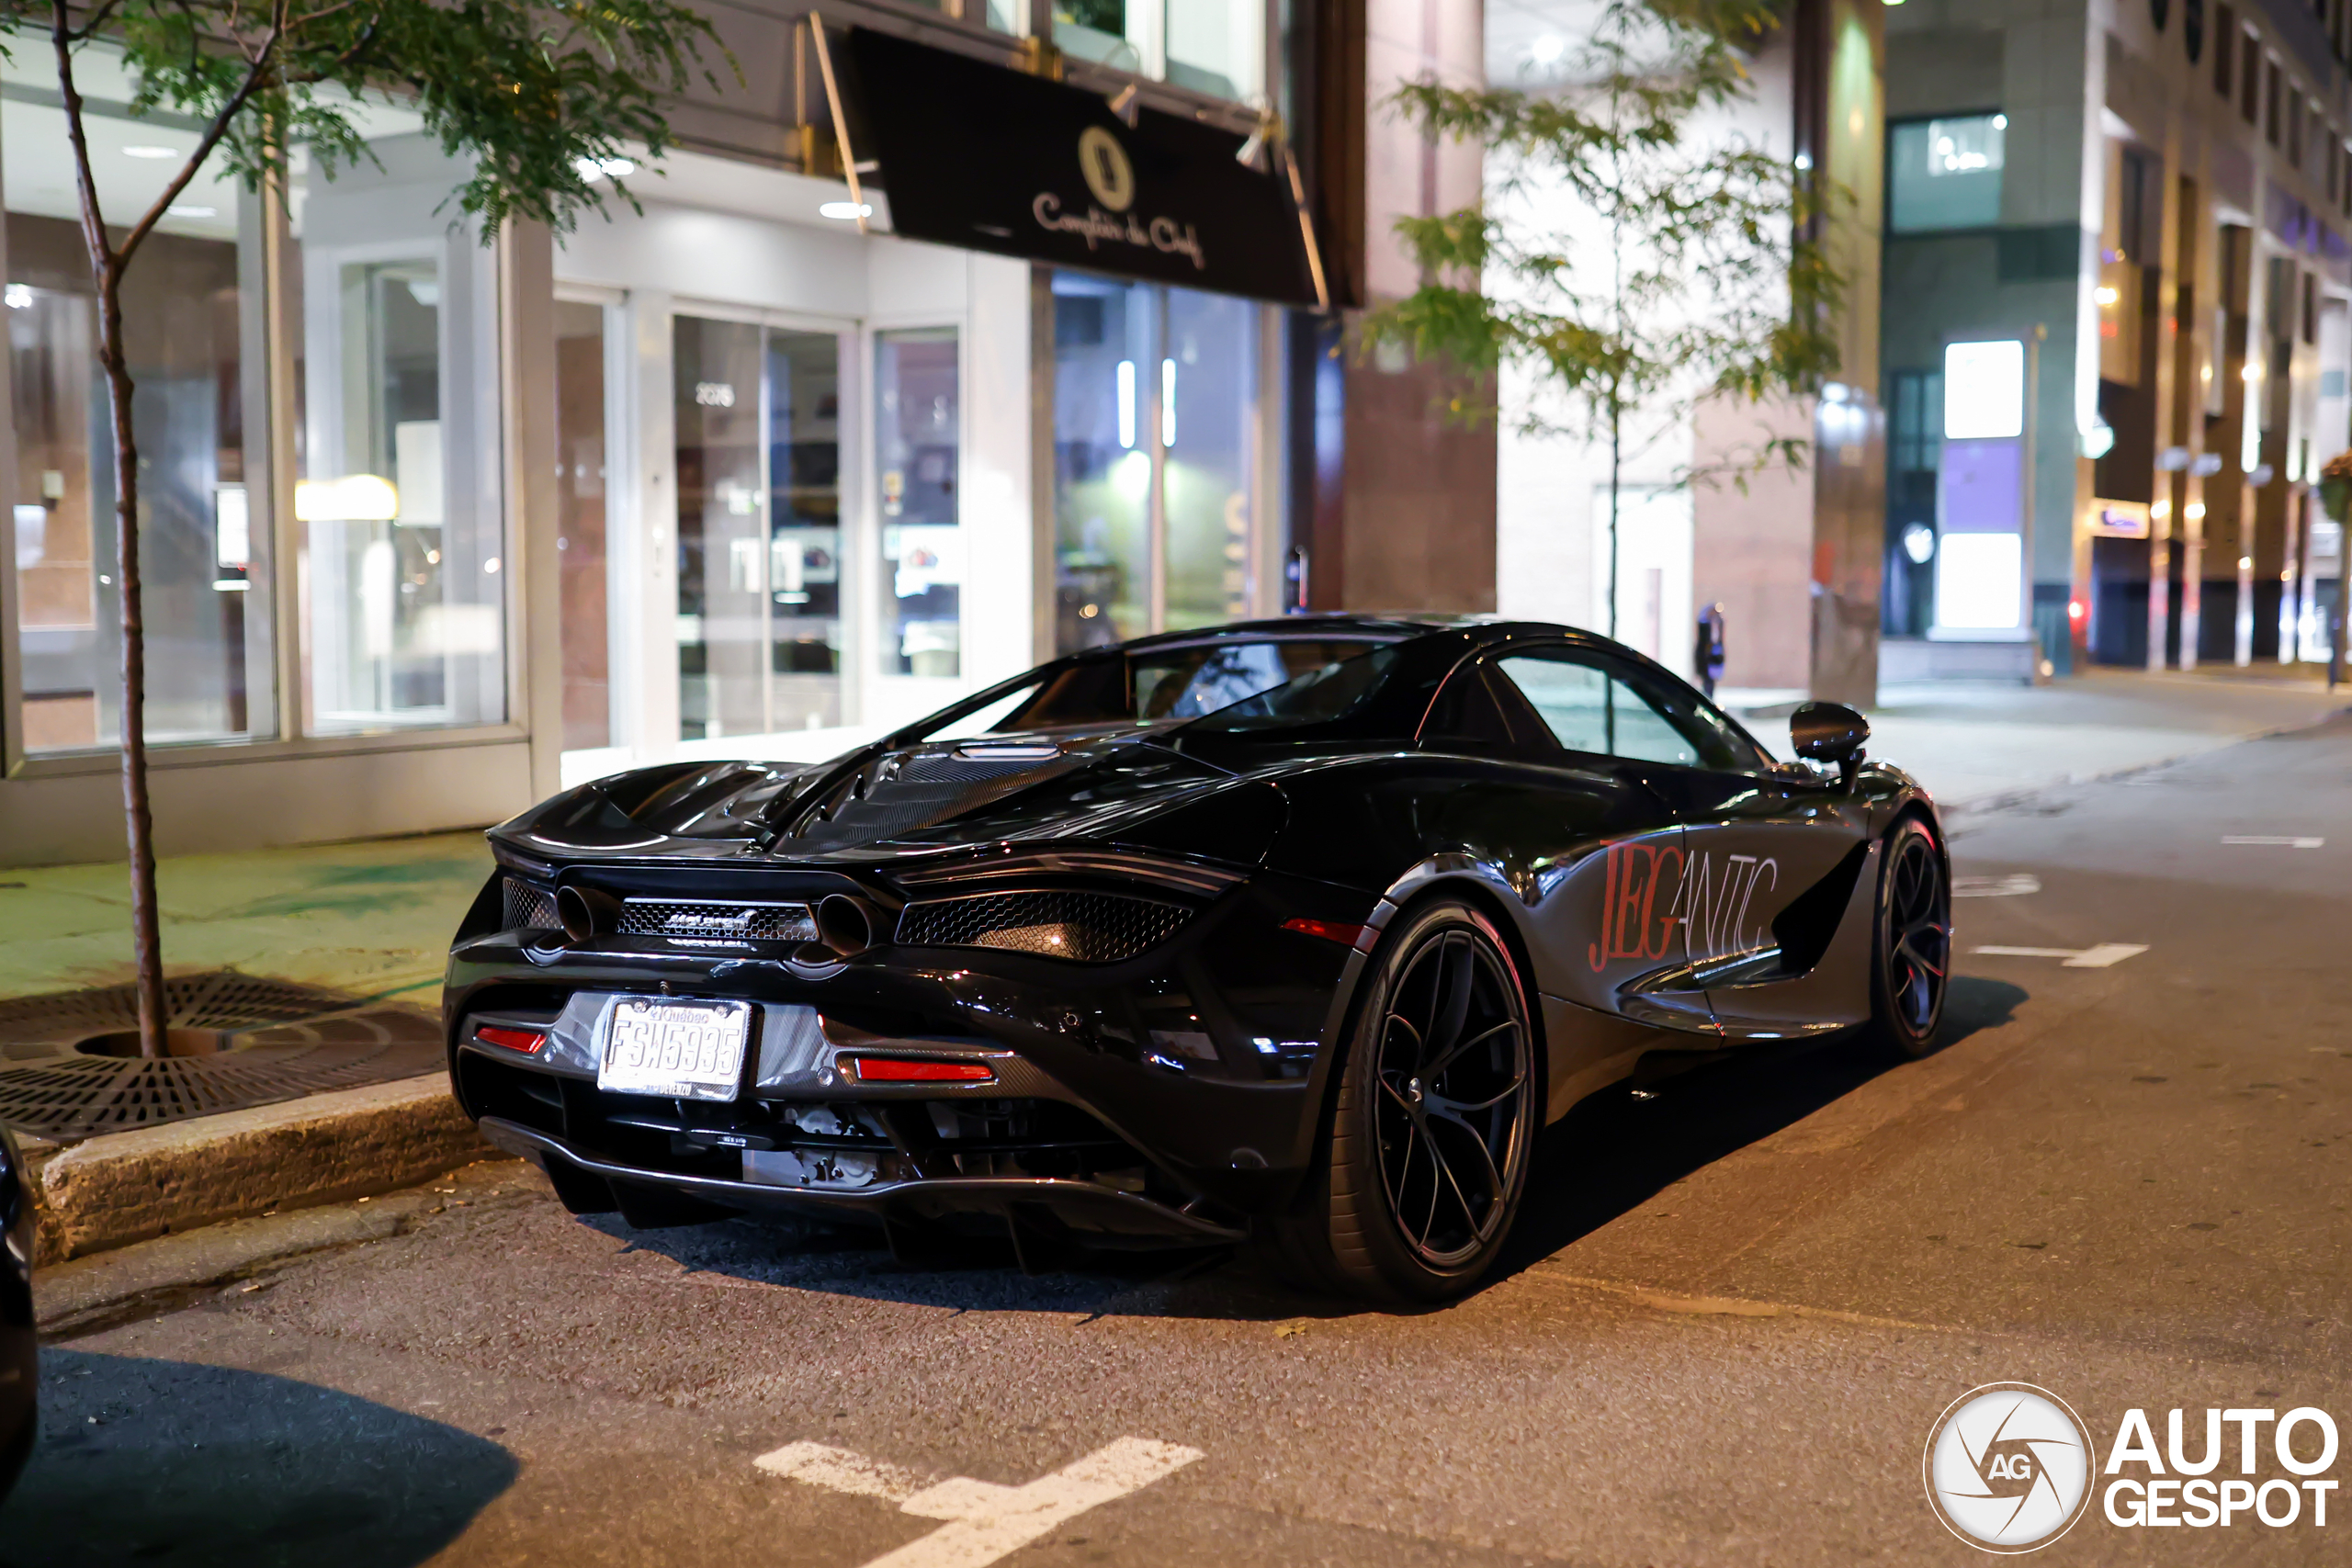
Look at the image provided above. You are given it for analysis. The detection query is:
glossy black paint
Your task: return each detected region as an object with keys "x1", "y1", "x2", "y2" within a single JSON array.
[
  {"x1": 1, "y1": 1125, "x2": 34, "y2": 1502},
  {"x1": 445, "y1": 617, "x2": 1943, "y2": 1248}
]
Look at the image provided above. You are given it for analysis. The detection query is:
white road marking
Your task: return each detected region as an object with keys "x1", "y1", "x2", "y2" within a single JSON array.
[
  {"x1": 1972, "y1": 942, "x2": 2147, "y2": 968},
  {"x1": 757, "y1": 1440, "x2": 933, "y2": 1501},
  {"x1": 1953, "y1": 873, "x2": 2041, "y2": 898},
  {"x1": 754, "y1": 1436, "x2": 1203, "y2": 1568},
  {"x1": 2222, "y1": 835, "x2": 2324, "y2": 848}
]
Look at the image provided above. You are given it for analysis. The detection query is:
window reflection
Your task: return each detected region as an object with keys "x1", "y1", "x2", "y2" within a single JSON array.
[{"x1": 6, "y1": 94, "x2": 265, "y2": 751}]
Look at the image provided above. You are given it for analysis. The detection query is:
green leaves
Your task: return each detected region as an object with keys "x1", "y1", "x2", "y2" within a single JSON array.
[
  {"x1": 1363, "y1": 0, "x2": 1846, "y2": 494},
  {"x1": 3, "y1": 0, "x2": 732, "y2": 261}
]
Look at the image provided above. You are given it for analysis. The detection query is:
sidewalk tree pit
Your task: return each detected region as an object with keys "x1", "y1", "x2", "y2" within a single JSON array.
[{"x1": 0, "y1": 0, "x2": 730, "y2": 1056}]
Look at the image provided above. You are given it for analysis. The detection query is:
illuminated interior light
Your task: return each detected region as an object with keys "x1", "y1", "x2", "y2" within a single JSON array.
[
  {"x1": 294, "y1": 473, "x2": 400, "y2": 522},
  {"x1": 1162, "y1": 358, "x2": 1177, "y2": 446},
  {"x1": 819, "y1": 201, "x2": 872, "y2": 220},
  {"x1": 1116, "y1": 360, "x2": 1136, "y2": 449},
  {"x1": 2094, "y1": 285, "x2": 2120, "y2": 306},
  {"x1": 2186, "y1": 502, "x2": 2207, "y2": 521}
]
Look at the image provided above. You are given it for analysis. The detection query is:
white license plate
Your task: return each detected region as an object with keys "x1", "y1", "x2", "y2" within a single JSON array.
[{"x1": 596, "y1": 998, "x2": 752, "y2": 1101}]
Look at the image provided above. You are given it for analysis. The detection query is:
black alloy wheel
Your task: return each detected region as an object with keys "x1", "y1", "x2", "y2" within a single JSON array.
[
  {"x1": 1272, "y1": 898, "x2": 1536, "y2": 1303},
  {"x1": 1871, "y1": 817, "x2": 1951, "y2": 1057}
]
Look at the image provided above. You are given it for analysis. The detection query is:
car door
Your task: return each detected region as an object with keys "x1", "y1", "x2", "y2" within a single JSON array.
[
  {"x1": 1453, "y1": 649, "x2": 1716, "y2": 1042},
  {"x1": 1577, "y1": 661, "x2": 1876, "y2": 1040}
]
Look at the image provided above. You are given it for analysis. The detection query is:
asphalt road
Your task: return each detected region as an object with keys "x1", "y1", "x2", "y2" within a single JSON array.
[{"x1": 9, "y1": 715, "x2": 2352, "y2": 1567}]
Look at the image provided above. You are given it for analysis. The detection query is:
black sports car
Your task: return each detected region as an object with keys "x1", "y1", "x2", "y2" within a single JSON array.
[
  {"x1": 2, "y1": 1123, "x2": 34, "y2": 1501},
  {"x1": 446, "y1": 617, "x2": 1949, "y2": 1302}
]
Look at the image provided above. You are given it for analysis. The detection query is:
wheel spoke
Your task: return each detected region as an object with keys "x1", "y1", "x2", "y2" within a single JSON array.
[
  {"x1": 1428, "y1": 1072, "x2": 1525, "y2": 1115},
  {"x1": 1425, "y1": 936, "x2": 1476, "y2": 1069},
  {"x1": 1423, "y1": 1017, "x2": 1519, "y2": 1082},
  {"x1": 1420, "y1": 1121, "x2": 1485, "y2": 1239},
  {"x1": 1895, "y1": 935, "x2": 1946, "y2": 980}
]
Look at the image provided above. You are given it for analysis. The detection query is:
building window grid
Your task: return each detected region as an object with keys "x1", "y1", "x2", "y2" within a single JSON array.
[
  {"x1": 2214, "y1": 5, "x2": 2235, "y2": 96},
  {"x1": 2243, "y1": 31, "x2": 2261, "y2": 123}
]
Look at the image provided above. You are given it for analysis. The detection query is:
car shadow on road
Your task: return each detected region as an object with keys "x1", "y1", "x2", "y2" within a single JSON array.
[
  {"x1": 0, "y1": 1348, "x2": 517, "y2": 1568},
  {"x1": 1496, "y1": 974, "x2": 2029, "y2": 1278},
  {"x1": 582, "y1": 976, "x2": 2027, "y2": 1322}
]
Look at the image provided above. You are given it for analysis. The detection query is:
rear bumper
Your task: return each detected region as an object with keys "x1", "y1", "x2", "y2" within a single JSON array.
[{"x1": 480, "y1": 1115, "x2": 1246, "y2": 1245}]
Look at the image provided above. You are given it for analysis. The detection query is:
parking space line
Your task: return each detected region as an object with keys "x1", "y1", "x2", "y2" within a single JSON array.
[
  {"x1": 1972, "y1": 943, "x2": 2147, "y2": 968},
  {"x1": 753, "y1": 1435, "x2": 1203, "y2": 1568},
  {"x1": 2222, "y1": 835, "x2": 2324, "y2": 848},
  {"x1": 1953, "y1": 873, "x2": 2041, "y2": 897}
]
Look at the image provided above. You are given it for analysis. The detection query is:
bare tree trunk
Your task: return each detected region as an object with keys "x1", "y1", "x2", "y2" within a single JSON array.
[
  {"x1": 55, "y1": 4, "x2": 166, "y2": 1059},
  {"x1": 1607, "y1": 401, "x2": 1621, "y2": 644},
  {"x1": 96, "y1": 282, "x2": 167, "y2": 1060}
]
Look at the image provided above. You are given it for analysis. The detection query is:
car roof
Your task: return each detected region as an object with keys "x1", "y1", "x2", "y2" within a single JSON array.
[{"x1": 1102, "y1": 615, "x2": 1617, "y2": 656}]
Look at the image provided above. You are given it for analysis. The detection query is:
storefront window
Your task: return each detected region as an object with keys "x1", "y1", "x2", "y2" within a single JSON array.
[
  {"x1": 1053, "y1": 275, "x2": 1154, "y2": 649},
  {"x1": 6, "y1": 94, "x2": 268, "y2": 752},
  {"x1": 556, "y1": 299, "x2": 612, "y2": 751},
  {"x1": 296, "y1": 131, "x2": 505, "y2": 733},
  {"x1": 674, "y1": 317, "x2": 848, "y2": 738},
  {"x1": 674, "y1": 315, "x2": 765, "y2": 740},
  {"x1": 876, "y1": 328, "x2": 961, "y2": 678},
  {"x1": 769, "y1": 329, "x2": 842, "y2": 723},
  {"x1": 1054, "y1": 1, "x2": 1264, "y2": 103},
  {"x1": 1161, "y1": 288, "x2": 1255, "y2": 629},
  {"x1": 1053, "y1": 273, "x2": 1256, "y2": 653}
]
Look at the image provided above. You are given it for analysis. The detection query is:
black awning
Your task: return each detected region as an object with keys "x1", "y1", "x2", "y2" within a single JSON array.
[{"x1": 843, "y1": 28, "x2": 1320, "y2": 308}]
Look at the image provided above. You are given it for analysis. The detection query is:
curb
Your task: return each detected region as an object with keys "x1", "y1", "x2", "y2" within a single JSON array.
[{"x1": 22, "y1": 1075, "x2": 493, "y2": 1266}]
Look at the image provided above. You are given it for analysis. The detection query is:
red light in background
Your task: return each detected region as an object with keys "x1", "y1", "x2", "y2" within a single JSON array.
[
  {"x1": 1283, "y1": 918, "x2": 1369, "y2": 946},
  {"x1": 847, "y1": 1056, "x2": 995, "y2": 1083},
  {"x1": 475, "y1": 1024, "x2": 547, "y2": 1055}
]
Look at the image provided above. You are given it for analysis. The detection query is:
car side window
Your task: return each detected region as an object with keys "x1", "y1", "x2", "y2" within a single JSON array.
[
  {"x1": 1491, "y1": 650, "x2": 1728, "y2": 769},
  {"x1": 1419, "y1": 660, "x2": 1560, "y2": 752}
]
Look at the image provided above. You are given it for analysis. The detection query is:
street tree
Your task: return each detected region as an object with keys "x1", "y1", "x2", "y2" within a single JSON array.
[
  {"x1": 1364, "y1": 0, "x2": 1844, "y2": 642},
  {"x1": 0, "y1": 0, "x2": 728, "y2": 1057}
]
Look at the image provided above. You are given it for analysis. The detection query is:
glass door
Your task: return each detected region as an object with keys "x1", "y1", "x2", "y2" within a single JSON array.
[
  {"x1": 767, "y1": 329, "x2": 843, "y2": 728},
  {"x1": 673, "y1": 314, "x2": 847, "y2": 741},
  {"x1": 1051, "y1": 275, "x2": 1258, "y2": 655}
]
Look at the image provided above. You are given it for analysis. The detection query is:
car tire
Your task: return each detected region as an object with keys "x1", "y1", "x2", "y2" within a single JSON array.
[
  {"x1": 1869, "y1": 816, "x2": 1951, "y2": 1058},
  {"x1": 1271, "y1": 897, "x2": 1537, "y2": 1303}
]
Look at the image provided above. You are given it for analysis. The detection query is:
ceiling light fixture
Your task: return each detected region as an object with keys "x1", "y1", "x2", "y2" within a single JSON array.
[
  {"x1": 820, "y1": 200, "x2": 873, "y2": 220},
  {"x1": 121, "y1": 144, "x2": 181, "y2": 160}
]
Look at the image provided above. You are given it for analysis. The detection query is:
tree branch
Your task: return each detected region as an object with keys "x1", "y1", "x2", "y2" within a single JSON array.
[{"x1": 111, "y1": 0, "x2": 288, "y2": 267}]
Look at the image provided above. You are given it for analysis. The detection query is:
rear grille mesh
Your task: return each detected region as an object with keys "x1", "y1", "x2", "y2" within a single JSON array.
[
  {"x1": 895, "y1": 891, "x2": 1190, "y2": 963},
  {"x1": 619, "y1": 899, "x2": 817, "y2": 944},
  {"x1": 502, "y1": 877, "x2": 559, "y2": 932}
]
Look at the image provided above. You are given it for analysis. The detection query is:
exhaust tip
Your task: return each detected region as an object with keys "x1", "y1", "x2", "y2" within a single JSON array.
[
  {"x1": 556, "y1": 885, "x2": 617, "y2": 945},
  {"x1": 816, "y1": 894, "x2": 882, "y2": 957}
]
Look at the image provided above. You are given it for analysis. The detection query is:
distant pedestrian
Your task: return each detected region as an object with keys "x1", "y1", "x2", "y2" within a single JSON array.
[{"x1": 1695, "y1": 604, "x2": 1726, "y2": 697}]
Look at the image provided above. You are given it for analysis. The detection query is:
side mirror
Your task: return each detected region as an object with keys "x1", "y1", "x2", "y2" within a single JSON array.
[{"x1": 1790, "y1": 701, "x2": 1869, "y2": 785}]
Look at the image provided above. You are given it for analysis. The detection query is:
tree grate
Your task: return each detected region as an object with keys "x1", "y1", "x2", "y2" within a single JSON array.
[{"x1": 0, "y1": 970, "x2": 446, "y2": 1141}]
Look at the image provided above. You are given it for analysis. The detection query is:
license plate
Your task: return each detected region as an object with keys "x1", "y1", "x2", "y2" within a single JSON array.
[{"x1": 596, "y1": 998, "x2": 752, "y2": 1101}]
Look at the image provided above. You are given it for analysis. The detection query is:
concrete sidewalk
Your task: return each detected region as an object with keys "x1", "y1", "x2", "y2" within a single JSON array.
[
  {"x1": 0, "y1": 830, "x2": 492, "y2": 1006},
  {"x1": 1727, "y1": 666, "x2": 2348, "y2": 815}
]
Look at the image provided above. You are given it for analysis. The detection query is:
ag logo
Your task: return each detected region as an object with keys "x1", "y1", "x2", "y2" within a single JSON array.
[
  {"x1": 1078, "y1": 126, "x2": 1135, "y2": 212},
  {"x1": 1925, "y1": 1383, "x2": 2094, "y2": 1552}
]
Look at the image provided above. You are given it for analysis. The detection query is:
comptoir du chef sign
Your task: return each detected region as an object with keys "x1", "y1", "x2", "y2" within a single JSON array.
[{"x1": 844, "y1": 28, "x2": 1318, "y2": 307}]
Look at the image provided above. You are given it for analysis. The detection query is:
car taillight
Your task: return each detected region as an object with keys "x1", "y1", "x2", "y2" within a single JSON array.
[
  {"x1": 845, "y1": 1056, "x2": 994, "y2": 1083},
  {"x1": 476, "y1": 1024, "x2": 548, "y2": 1055},
  {"x1": 1282, "y1": 918, "x2": 1369, "y2": 947}
]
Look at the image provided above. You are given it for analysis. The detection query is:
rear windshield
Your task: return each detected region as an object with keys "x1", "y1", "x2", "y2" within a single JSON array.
[
  {"x1": 1181, "y1": 645, "x2": 1401, "y2": 732},
  {"x1": 989, "y1": 639, "x2": 1385, "y2": 731}
]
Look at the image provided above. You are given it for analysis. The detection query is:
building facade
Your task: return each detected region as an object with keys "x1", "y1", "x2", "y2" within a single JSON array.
[
  {"x1": 1882, "y1": 0, "x2": 2352, "y2": 677},
  {"x1": 0, "y1": 0, "x2": 1330, "y2": 864},
  {"x1": 1479, "y1": 0, "x2": 1891, "y2": 701}
]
